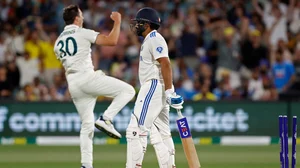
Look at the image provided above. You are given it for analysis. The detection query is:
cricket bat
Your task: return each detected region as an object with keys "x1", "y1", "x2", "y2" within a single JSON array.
[{"x1": 176, "y1": 108, "x2": 201, "y2": 168}]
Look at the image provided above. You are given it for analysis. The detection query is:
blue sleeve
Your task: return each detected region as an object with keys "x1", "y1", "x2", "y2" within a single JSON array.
[{"x1": 288, "y1": 63, "x2": 295, "y2": 76}]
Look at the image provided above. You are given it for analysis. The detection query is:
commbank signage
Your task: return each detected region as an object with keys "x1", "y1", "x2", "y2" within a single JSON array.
[{"x1": 0, "y1": 101, "x2": 289, "y2": 137}]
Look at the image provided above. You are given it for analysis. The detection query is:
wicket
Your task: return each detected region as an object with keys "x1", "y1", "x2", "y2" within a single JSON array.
[{"x1": 279, "y1": 115, "x2": 297, "y2": 168}]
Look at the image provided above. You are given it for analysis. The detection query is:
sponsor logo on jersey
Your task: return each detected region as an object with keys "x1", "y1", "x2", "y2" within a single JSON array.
[
  {"x1": 156, "y1": 47, "x2": 163, "y2": 54},
  {"x1": 150, "y1": 31, "x2": 156, "y2": 38}
]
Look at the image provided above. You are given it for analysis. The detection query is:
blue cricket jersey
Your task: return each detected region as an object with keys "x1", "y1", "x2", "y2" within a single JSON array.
[{"x1": 272, "y1": 62, "x2": 295, "y2": 89}]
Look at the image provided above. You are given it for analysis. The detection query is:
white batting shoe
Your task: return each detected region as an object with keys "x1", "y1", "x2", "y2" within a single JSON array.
[
  {"x1": 95, "y1": 116, "x2": 121, "y2": 139},
  {"x1": 81, "y1": 165, "x2": 93, "y2": 168}
]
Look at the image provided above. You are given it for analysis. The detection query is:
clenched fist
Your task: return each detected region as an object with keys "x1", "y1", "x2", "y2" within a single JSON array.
[{"x1": 110, "y1": 12, "x2": 121, "y2": 24}]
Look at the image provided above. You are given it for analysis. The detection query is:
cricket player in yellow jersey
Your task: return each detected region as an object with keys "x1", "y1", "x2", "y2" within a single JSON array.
[
  {"x1": 126, "y1": 7, "x2": 184, "y2": 168},
  {"x1": 54, "y1": 5, "x2": 135, "y2": 168}
]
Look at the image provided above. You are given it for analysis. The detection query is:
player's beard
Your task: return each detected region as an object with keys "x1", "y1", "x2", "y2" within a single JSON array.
[
  {"x1": 136, "y1": 26, "x2": 146, "y2": 36},
  {"x1": 130, "y1": 21, "x2": 146, "y2": 36}
]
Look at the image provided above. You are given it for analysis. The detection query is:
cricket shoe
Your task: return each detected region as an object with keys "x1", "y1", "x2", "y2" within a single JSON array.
[{"x1": 95, "y1": 116, "x2": 121, "y2": 139}]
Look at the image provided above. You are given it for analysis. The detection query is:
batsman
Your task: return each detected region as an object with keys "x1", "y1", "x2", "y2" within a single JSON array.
[{"x1": 126, "y1": 7, "x2": 184, "y2": 168}]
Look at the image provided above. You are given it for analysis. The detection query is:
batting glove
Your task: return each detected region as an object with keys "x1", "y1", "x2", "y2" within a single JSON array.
[{"x1": 165, "y1": 89, "x2": 184, "y2": 110}]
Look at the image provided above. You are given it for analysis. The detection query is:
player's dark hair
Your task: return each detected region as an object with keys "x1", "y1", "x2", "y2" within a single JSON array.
[
  {"x1": 150, "y1": 23, "x2": 160, "y2": 30},
  {"x1": 63, "y1": 5, "x2": 80, "y2": 25}
]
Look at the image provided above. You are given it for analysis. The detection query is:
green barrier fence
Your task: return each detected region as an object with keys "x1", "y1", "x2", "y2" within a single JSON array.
[{"x1": 0, "y1": 101, "x2": 298, "y2": 137}]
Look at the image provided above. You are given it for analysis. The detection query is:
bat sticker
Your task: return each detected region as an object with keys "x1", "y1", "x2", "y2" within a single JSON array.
[{"x1": 177, "y1": 117, "x2": 192, "y2": 138}]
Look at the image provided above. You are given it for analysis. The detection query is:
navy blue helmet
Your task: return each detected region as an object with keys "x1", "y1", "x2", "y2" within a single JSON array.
[{"x1": 131, "y1": 7, "x2": 161, "y2": 36}]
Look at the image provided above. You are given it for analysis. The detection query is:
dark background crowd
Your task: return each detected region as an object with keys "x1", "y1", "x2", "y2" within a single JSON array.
[{"x1": 0, "y1": 0, "x2": 300, "y2": 102}]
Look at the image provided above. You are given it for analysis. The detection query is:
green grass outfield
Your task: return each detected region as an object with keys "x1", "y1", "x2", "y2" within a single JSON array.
[{"x1": 0, "y1": 145, "x2": 298, "y2": 168}]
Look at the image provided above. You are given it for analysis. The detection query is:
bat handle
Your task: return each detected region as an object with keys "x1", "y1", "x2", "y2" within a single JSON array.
[{"x1": 177, "y1": 109, "x2": 184, "y2": 119}]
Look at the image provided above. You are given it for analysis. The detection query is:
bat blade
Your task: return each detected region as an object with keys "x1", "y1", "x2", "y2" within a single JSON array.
[
  {"x1": 182, "y1": 137, "x2": 201, "y2": 168},
  {"x1": 177, "y1": 116, "x2": 201, "y2": 168}
]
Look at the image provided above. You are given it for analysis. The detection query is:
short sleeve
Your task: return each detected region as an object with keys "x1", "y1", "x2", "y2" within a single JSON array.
[
  {"x1": 81, "y1": 28, "x2": 99, "y2": 43},
  {"x1": 150, "y1": 34, "x2": 169, "y2": 60}
]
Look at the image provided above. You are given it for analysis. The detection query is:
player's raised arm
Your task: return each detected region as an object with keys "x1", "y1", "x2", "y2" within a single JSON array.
[{"x1": 95, "y1": 12, "x2": 121, "y2": 46}]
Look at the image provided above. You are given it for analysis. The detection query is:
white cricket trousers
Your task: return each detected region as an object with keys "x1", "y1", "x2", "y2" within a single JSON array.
[
  {"x1": 133, "y1": 79, "x2": 171, "y2": 134},
  {"x1": 67, "y1": 70, "x2": 135, "y2": 166},
  {"x1": 126, "y1": 79, "x2": 174, "y2": 167}
]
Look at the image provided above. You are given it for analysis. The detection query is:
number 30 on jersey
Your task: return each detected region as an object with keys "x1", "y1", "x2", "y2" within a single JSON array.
[{"x1": 57, "y1": 37, "x2": 77, "y2": 58}]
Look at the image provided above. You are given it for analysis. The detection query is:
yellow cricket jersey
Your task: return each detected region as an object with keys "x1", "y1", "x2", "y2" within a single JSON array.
[
  {"x1": 24, "y1": 40, "x2": 43, "y2": 59},
  {"x1": 40, "y1": 41, "x2": 61, "y2": 69}
]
